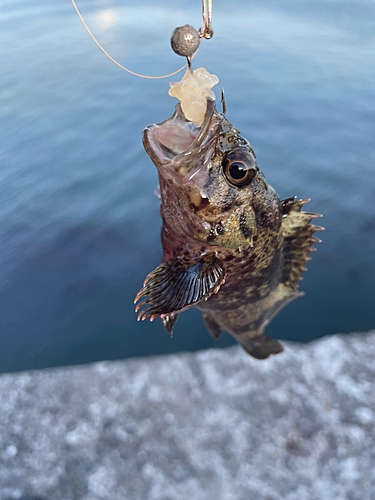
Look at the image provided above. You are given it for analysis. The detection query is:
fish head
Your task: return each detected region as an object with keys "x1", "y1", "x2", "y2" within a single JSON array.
[{"x1": 143, "y1": 99, "x2": 281, "y2": 250}]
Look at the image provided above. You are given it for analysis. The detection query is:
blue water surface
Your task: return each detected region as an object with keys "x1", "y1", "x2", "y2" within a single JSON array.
[{"x1": 0, "y1": 0, "x2": 374, "y2": 373}]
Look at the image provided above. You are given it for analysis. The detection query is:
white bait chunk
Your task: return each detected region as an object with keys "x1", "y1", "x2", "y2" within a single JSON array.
[{"x1": 169, "y1": 68, "x2": 219, "y2": 126}]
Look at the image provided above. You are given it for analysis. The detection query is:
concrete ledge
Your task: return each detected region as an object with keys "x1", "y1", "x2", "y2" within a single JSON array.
[{"x1": 0, "y1": 333, "x2": 374, "y2": 500}]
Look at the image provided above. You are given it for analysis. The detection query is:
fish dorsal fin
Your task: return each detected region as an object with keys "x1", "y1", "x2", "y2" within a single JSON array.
[
  {"x1": 231, "y1": 199, "x2": 322, "y2": 357},
  {"x1": 281, "y1": 197, "x2": 323, "y2": 290},
  {"x1": 135, "y1": 254, "x2": 225, "y2": 321}
]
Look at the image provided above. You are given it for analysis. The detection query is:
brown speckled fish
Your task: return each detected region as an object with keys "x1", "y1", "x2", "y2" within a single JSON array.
[{"x1": 135, "y1": 99, "x2": 322, "y2": 359}]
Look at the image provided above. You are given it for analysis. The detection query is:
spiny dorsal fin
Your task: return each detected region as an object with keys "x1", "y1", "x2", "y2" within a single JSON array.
[
  {"x1": 134, "y1": 254, "x2": 225, "y2": 321},
  {"x1": 281, "y1": 197, "x2": 323, "y2": 290}
]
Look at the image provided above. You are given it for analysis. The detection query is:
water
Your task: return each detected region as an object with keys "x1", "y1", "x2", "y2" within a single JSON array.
[{"x1": 0, "y1": 0, "x2": 374, "y2": 373}]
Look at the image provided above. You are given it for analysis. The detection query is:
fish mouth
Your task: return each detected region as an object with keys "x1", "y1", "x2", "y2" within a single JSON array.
[{"x1": 143, "y1": 99, "x2": 222, "y2": 179}]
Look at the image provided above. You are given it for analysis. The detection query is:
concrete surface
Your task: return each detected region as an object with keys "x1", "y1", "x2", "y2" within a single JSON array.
[{"x1": 0, "y1": 332, "x2": 374, "y2": 500}]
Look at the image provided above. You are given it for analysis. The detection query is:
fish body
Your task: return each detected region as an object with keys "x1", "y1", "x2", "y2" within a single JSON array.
[{"x1": 135, "y1": 100, "x2": 322, "y2": 359}]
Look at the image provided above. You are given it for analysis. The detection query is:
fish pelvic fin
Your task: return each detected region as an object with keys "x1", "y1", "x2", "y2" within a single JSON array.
[
  {"x1": 134, "y1": 254, "x2": 226, "y2": 322},
  {"x1": 161, "y1": 314, "x2": 179, "y2": 338},
  {"x1": 281, "y1": 197, "x2": 323, "y2": 291},
  {"x1": 239, "y1": 331, "x2": 283, "y2": 360}
]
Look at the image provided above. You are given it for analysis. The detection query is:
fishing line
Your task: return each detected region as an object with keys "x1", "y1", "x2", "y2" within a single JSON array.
[
  {"x1": 200, "y1": 0, "x2": 213, "y2": 39},
  {"x1": 70, "y1": 0, "x2": 213, "y2": 79}
]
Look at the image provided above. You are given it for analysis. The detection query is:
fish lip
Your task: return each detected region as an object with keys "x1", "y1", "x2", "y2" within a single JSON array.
[{"x1": 142, "y1": 99, "x2": 222, "y2": 180}]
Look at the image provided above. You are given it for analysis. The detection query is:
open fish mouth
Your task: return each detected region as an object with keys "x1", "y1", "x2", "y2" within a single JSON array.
[{"x1": 143, "y1": 99, "x2": 223, "y2": 178}]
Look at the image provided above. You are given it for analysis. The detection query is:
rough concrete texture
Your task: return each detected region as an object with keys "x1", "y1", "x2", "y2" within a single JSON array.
[{"x1": 0, "y1": 332, "x2": 374, "y2": 500}]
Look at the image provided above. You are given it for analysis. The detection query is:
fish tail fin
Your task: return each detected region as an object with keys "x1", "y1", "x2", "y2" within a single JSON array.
[{"x1": 240, "y1": 332, "x2": 283, "y2": 360}]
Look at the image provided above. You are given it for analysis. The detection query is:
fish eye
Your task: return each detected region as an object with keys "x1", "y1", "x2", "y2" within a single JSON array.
[{"x1": 222, "y1": 151, "x2": 257, "y2": 187}]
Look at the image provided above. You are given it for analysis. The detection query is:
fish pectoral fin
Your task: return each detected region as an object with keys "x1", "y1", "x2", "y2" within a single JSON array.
[
  {"x1": 201, "y1": 312, "x2": 223, "y2": 339},
  {"x1": 239, "y1": 331, "x2": 283, "y2": 360},
  {"x1": 134, "y1": 254, "x2": 225, "y2": 321}
]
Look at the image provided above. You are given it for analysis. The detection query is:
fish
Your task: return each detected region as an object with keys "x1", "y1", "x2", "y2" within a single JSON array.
[{"x1": 135, "y1": 98, "x2": 322, "y2": 359}]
